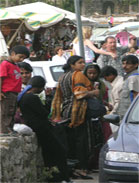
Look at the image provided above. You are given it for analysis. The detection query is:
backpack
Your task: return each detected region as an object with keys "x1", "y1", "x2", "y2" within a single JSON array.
[{"x1": 86, "y1": 97, "x2": 106, "y2": 119}]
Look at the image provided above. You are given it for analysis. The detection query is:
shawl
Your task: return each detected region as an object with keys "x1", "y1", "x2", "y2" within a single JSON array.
[{"x1": 51, "y1": 71, "x2": 93, "y2": 127}]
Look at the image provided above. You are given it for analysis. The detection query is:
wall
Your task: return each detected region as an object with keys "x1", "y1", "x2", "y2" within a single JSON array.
[{"x1": 0, "y1": 133, "x2": 44, "y2": 183}]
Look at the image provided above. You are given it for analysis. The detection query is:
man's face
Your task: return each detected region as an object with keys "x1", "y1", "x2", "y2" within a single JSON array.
[
  {"x1": 20, "y1": 68, "x2": 32, "y2": 85},
  {"x1": 129, "y1": 38, "x2": 137, "y2": 47},
  {"x1": 122, "y1": 61, "x2": 138, "y2": 73},
  {"x1": 106, "y1": 38, "x2": 116, "y2": 51}
]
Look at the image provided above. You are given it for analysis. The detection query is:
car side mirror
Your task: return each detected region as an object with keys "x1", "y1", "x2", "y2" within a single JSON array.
[{"x1": 103, "y1": 114, "x2": 120, "y2": 126}]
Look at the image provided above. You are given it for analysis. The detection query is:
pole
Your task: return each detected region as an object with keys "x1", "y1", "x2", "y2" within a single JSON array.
[
  {"x1": 74, "y1": 0, "x2": 85, "y2": 58},
  {"x1": 7, "y1": 21, "x2": 24, "y2": 47}
]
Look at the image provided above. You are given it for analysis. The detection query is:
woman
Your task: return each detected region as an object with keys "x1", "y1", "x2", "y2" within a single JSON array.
[
  {"x1": 51, "y1": 55, "x2": 99, "y2": 179},
  {"x1": 52, "y1": 46, "x2": 67, "y2": 63},
  {"x1": 17, "y1": 76, "x2": 70, "y2": 182},
  {"x1": 84, "y1": 64, "x2": 112, "y2": 170},
  {"x1": 72, "y1": 26, "x2": 116, "y2": 64}
]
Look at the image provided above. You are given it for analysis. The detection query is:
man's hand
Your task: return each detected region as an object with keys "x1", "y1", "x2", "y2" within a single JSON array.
[{"x1": 110, "y1": 52, "x2": 117, "y2": 59}]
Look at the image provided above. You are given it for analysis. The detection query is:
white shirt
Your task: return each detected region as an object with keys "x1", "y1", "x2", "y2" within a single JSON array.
[
  {"x1": 110, "y1": 75, "x2": 124, "y2": 114},
  {"x1": 52, "y1": 55, "x2": 67, "y2": 63},
  {"x1": 73, "y1": 42, "x2": 95, "y2": 62}
]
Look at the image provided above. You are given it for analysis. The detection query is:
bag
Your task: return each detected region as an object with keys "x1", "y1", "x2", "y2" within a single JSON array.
[
  {"x1": 13, "y1": 123, "x2": 33, "y2": 135},
  {"x1": 86, "y1": 97, "x2": 106, "y2": 119}
]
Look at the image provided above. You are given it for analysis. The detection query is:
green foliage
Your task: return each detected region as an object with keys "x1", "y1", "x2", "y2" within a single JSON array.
[
  {"x1": 60, "y1": 0, "x2": 75, "y2": 12},
  {"x1": 120, "y1": 0, "x2": 138, "y2": 5},
  {"x1": 0, "y1": 0, "x2": 75, "y2": 12}
]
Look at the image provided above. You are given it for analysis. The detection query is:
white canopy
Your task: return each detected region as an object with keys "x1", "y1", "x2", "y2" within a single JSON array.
[
  {"x1": 0, "y1": 2, "x2": 96, "y2": 31},
  {"x1": 104, "y1": 22, "x2": 139, "y2": 35}
]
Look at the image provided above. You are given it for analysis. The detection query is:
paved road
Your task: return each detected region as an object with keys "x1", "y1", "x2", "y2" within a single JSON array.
[{"x1": 72, "y1": 172, "x2": 99, "y2": 183}]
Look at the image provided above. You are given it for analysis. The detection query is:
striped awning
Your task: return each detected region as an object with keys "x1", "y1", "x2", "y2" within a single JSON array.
[{"x1": 0, "y1": 3, "x2": 65, "y2": 31}]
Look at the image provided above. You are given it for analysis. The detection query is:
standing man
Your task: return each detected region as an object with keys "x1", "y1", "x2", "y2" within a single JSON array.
[
  {"x1": 97, "y1": 36, "x2": 130, "y2": 76},
  {"x1": 118, "y1": 55, "x2": 139, "y2": 119}
]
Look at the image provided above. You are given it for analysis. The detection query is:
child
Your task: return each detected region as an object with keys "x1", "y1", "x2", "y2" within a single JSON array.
[{"x1": 0, "y1": 45, "x2": 30, "y2": 135}]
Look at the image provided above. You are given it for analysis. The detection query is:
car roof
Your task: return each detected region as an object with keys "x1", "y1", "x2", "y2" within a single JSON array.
[{"x1": 30, "y1": 61, "x2": 65, "y2": 67}]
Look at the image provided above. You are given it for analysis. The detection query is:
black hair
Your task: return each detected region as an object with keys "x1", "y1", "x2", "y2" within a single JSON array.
[
  {"x1": 84, "y1": 64, "x2": 101, "y2": 77},
  {"x1": 122, "y1": 55, "x2": 139, "y2": 65},
  {"x1": 10, "y1": 45, "x2": 30, "y2": 58},
  {"x1": 28, "y1": 76, "x2": 46, "y2": 88},
  {"x1": 100, "y1": 66, "x2": 118, "y2": 77},
  {"x1": 63, "y1": 55, "x2": 83, "y2": 73},
  {"x1": 18, "y1": 62, "x2": 33, "y2": 72}
]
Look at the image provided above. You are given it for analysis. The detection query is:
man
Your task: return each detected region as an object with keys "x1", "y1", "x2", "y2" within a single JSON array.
[
  {"x1": 97, "y1": 36, "x2": 130, "y2": 76},
  {"x1": 118, "y1": 55, "x2": 139, "y2": 119}
]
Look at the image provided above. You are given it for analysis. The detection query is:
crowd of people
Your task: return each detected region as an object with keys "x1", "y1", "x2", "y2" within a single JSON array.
[{"x1": 0, "y1": 25, "x2": 139, "y2": 183}]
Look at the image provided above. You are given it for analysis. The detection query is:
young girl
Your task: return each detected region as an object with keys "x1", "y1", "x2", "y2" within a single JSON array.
[
  {"x1": 84, "y1": 64, "x2": 112, "y2": 170},
  {"x1": 72, "y1": 26, "x2": 116, "y2": 65}
]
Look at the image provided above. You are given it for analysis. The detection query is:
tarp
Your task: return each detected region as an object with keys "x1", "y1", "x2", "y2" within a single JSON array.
[{"x1": 0, "y1": 2, "x2": 96, "y2": 31}]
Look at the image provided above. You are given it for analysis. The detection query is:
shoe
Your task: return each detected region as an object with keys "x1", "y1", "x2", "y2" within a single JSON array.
[
  {"x1": 80, "y1": 174, "x2": 93, "y2": 180},
  {"x1": 73, "y1": 169, "x2": 93, "y2": 180},
  {"x1": 70, "y1": 171, "x2": 81, "y2": 179}
]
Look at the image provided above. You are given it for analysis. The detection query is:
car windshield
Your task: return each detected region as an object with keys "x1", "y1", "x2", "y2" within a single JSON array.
[
  {"x1": 126, "y1": 98, "x2": 139, "y2": 124},
  {"x1": 50, "y1": 65, "x2": 64, "y2": 81}
]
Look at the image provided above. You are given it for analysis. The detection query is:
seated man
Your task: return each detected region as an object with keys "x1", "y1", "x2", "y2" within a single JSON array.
[{"x1": 18, "y1": 76, "x2": 70, "y2": 182}]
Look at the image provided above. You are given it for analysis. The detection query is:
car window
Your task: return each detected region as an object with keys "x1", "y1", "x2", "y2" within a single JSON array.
[
  {"x1": 50, "y1": 65, "x2": 64, "y2": 81},
  {"x1": 32, "y1": 67, "x2": 47, "y2": 82},
  {"x1": 126, "y1": 98, "x2": 139, "y2": 123}
]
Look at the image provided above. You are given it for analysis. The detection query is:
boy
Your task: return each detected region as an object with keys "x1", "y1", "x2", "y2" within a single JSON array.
[{"x1": 0, "y1": 45, "x2": 30, "y2": 135}]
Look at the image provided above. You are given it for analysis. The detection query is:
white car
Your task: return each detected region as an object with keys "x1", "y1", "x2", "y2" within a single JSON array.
[{"x1": 29, "y1": 61, "x2": 65, "y2": 88}]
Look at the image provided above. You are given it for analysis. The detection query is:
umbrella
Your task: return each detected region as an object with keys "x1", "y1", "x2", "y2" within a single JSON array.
[
  {"x1": 4, "y1": 2, "x2": 96, "y2": 31},
  {"x1": 1, "y1": 3, "x2": 65, "y2": 31},
  {"x1": 0, "y1": 8, "x2": 20, "y2": 20},
  {"x1": 104, "y1": 22, "x2": 139, "y2": 35}
]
